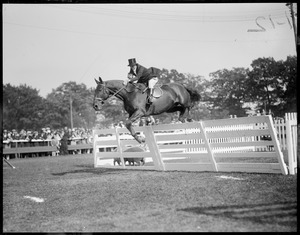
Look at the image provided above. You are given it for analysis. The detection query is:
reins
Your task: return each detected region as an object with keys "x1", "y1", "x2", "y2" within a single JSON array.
[{"x1": 95, "y1": 83, "x2": 125, "y2": 103}]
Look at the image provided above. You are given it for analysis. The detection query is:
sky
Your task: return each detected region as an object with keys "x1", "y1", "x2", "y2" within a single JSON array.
[{"x1": 3, "y1": 3, "x2": 297, "y2": 98}]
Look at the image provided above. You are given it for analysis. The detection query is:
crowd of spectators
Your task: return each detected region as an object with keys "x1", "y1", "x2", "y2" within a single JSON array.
[
  {"x1": 3, "y1": 127, "x2": 93, "y2": 157},
  {"x1": 3, "y1": 117, "x2": 159, "y2": 147}
]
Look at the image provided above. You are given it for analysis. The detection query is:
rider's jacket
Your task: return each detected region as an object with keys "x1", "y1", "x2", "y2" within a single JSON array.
[{"x1": 128, "y1": 63, "x2": 161, "y2": 85}]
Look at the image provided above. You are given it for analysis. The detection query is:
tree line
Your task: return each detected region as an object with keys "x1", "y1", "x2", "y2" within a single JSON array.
[{"x1": 2, "y1": 56, "x2": 296, "y2": 131}]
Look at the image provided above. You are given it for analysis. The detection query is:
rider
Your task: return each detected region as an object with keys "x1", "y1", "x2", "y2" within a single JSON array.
[{"x1": 124, "y1": 58, "x2": 160, "y2": 103}]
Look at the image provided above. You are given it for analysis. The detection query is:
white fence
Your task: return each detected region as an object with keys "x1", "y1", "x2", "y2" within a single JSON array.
[
  {"x1": 93, "y1": 115, "x2": 298, "y2": 175},
  {"x1": 284, "y1": 113, "x2": 297, "y2": 174},
  {"x1": 183, "y1": 113, "x2": 297, "y2": 174}
]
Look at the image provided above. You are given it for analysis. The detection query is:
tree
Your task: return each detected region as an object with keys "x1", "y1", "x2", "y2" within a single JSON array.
[
  {"x1": 46, "y1": 81, "x2": 96, "y2": 129},
  {"x1": 4, "y1": 55, "x2": 294, "y2": 131},
  {"x1": 277, "y1": 55, "x2": 297, "y2": 114},
  {"x1": 3, "y1": 83, "x2": 47, "y2": 131},
  {"x1": 246, "y1": 56, "x2": 296, "y2": 117},
  {"x1": 247, "y1": 57, "x2": 280, "y2": 112},
  {"x1": 207, "y1": 68, "x2": 249, "y2": 119}
]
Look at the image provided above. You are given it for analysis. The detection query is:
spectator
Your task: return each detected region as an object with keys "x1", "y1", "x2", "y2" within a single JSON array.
[
  {"x1": 31, "y1": 131, "x2": 41, "y2": 148},
  {"x1": 60, "y1": 127, "x2": 70, "y2": 155},
  {"x1": 3, "y1": 130, "x2": 9, "y2": 142},
  {"x1": 3, "y1": 130, "x2": 13, "y2": 148},
  {"x1": 41, "y1": 128, "x2": 48, "y2": 140},
  {"x1": 108, "y1": 123, "x2": 114, "y2": 129},
  {"x1": 32, "y1": 131, "x2": 40, "y2": 140},
  {"x1": 19, "y1": 129, "x2": 27, "y2": 147},
  {"x1": 10, "y1": 129, "x2": 19, "y2": 148},
  {"x1": 26, "y1": 131, "x2": 34, "y2": 146},
  {"x1": 139, "y1": 118, "x2": 146, "y2": 126},
  {"x1": 51, "y1": 132, "x2": 61, "y2": 156},
  {"x1": 19, "y1": 129, "x2": 26, "y2": 139},
  {"x1": 113, "y1": 123, "x2": 119, "y2": 129},
  {"x1": 119, "y1": 121, "x2": 126, "y2": 128},
  {"x1": 146, "y1": 116, "x2": 155, "y2": 126},
  {"x1": 3, "y1": 131, "x2": 14, "y2": 159},
  {"x1": 11, "y1": 129, "x2": 18, "y2": 139},
  {"x1": 46, "y1": 128, "x2": 52, "y2": 140}
]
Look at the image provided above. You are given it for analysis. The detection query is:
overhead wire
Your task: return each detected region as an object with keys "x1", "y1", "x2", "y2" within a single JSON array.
[
  {"x1": 4, "y1": 4, "x2": 295, "y2": 86},
  {"x1": 4, "y1": 4, "x2": 294, "y2": 44},
  {"x1": 93, "y1": 5, "x2": 288, "y2": 18},
  {"x1": 47, "y1": 4, "x2": 290, "y2": 23},
  {"x1": 3, "y1": 21, "x2": 293, "y2": 43}
]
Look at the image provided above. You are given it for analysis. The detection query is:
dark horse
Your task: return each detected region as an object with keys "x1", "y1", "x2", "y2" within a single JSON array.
[{"x1": 93, "y1": 77, "x2": 201, "y2": 143}]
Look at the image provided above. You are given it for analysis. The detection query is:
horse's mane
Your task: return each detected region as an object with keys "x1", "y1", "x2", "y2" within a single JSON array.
[
  {"x1": 105, "y1": 79, "x2": 124, "y2": 83},
  {"x1": 104, "y1": 80, "x2": 124, "y2": 89}
]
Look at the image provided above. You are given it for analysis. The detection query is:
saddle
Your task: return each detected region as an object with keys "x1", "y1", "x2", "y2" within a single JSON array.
[
  {"x1": 149, "y1": 83, "x2": 163, "y2": 98},
  {"x1": 125, "y1": 82, "x2": 163, "y2": 98}
]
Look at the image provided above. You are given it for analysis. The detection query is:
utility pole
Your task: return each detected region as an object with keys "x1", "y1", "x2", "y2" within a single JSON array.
[
  {"x1": 69, "y1": 94, "x2": 73, "y2": 130},
  {"x1": 287, "y1": 3, "x2": 297, "y2": 51},
  {"x1": 62, "y1": 87, "x2": 74, "y2": 130}
]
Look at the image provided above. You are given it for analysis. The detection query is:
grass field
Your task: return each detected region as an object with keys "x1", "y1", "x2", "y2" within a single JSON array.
[{"x1": 3, "y1": 154, "x2": 297, "y2": 232}]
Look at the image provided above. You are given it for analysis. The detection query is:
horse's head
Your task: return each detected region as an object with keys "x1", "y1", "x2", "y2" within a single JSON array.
[{"x1": 93, "y1": 77, "x2": 110, "y2": 111}]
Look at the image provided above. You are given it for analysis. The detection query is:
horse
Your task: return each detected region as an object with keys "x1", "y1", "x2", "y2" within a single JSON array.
[{"x1": 93, "y1": 77, "x2": 201, "y2": 143}]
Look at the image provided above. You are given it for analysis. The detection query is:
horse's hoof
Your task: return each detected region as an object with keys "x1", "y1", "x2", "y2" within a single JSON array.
[{"x1": 137, "y1": 136, "x2": 145, "y2": 143}]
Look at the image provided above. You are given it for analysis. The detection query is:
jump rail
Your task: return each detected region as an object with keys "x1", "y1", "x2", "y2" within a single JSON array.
[{"x1": 94, "y1": 115, "x2": 291, "y2": 175}]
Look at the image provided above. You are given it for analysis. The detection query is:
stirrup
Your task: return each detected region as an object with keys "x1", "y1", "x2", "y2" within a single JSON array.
[{"x1": 147, "y1": 95, "x2": 153, "y2": 103}]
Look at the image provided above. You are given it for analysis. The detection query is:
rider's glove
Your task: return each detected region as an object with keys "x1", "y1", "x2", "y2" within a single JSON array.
[
  {"x1": 123, "y1": 79, "x2": 130, "y2": 85},
  {"x1": 127, "y1": 73, "x2": 134, "y2": 79}
]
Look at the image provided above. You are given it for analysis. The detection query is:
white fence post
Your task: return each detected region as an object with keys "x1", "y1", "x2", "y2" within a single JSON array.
[
  {"x1": 115, "y1": 127, "x2": 126, "y2": 168},
  {"x1": 285, "y1": 113, "x2": 297, "y2": 174},
  {"x1": 143, "y1": 126, "x2": 165, "y2": 171},
  {"x1": 93, "y1": 129, "x2": 97, "y2": 167},
  {"x1": 266, "y1": 115, "x2": 288, "y2": 175},
  {"x1": 272, "y1": 112, "x2": 297, "y2": 175},
  {"x1": 199, "y1": 121, "x2": 218, "y2": 172}
]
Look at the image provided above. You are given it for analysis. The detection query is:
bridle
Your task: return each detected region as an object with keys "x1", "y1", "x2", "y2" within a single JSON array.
[{"x1": 94, "y1": 83, "x2": 125, "y2": 103}]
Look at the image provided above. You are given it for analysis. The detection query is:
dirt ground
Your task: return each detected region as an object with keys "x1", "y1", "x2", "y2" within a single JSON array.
[{"x1": 3, "y1": 154, "x2": 297, "y2": 232}]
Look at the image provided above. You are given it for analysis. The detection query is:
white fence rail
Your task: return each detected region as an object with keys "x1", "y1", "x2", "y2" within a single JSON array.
[{"x1": 94, "y1": 114, "x2": 297, "y2": 175}]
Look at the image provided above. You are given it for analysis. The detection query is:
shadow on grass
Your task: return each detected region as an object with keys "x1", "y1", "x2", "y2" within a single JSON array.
[
  {"x1": 51, "y1": 164, "x2": 156, "y2": 176},
  {"x1": 51, "y1": 167, "x2": 126, "y2": 176},
  {"x1": 178, "y1": 201, "x2": 297, "y2": 227}
]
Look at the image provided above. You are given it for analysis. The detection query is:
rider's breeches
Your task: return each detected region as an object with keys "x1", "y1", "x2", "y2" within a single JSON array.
[{"x1": 148, "y1": 77, "x2": 158, "y2": 89}]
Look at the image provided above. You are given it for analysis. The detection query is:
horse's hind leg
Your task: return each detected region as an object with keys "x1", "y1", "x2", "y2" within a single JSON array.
[{"x1": 178, "y1": 107, "x2": 192, "y2": 123}]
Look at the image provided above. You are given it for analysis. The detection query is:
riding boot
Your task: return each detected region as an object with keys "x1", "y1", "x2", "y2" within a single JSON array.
[{"x1": 148, "y1": 89, "x2": 154, "y2": 103}]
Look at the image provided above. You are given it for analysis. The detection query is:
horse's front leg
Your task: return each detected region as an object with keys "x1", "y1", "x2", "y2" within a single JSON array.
[{"x1": 125, "y1": 110, "x2": 145, "y2": 144}]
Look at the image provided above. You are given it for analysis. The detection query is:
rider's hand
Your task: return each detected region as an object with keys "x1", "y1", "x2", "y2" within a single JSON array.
[
  {"x1": 123, "y1": 79, "x2": 130, "y2": 85},
  {"x1": 127, "y1": 73, "x2": 134, "y2": 79}
]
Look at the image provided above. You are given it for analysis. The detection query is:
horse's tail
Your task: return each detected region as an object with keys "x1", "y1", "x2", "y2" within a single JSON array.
[{"x1": 185, "y1": 87, "x2": 201, "y2": 103}]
